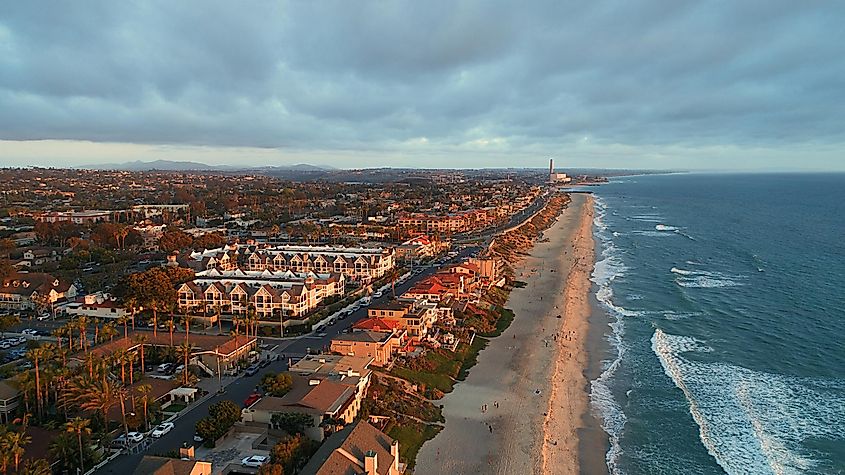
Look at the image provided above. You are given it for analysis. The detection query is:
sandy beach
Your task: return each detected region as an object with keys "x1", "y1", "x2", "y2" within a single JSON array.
[{"x1": 415, "y1": 193, "x2": 602, "y2": 474}]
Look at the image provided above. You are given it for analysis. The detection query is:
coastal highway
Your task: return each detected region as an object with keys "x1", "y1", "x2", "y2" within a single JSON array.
[
  {"x1": 99, "y1": 245, "x2": 479, "y2": 474},
  {"x1": 451, "y1": 190, "x2": 551, "y2": 246}
]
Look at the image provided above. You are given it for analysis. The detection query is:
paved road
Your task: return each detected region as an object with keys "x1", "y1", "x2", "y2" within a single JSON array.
[
  {"x1": 61, "y1": 192, "x2": 548, "y2": 473},
  {"x1": 100, "y1": 245, "x2": 479, "y2": 474}
]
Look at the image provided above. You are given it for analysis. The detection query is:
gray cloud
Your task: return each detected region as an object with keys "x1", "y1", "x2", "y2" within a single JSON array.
[{"x1": 1, "y1": 0, "x2": 844, "y2": 168}]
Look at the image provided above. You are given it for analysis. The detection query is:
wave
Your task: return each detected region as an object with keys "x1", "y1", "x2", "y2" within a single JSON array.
[
  {"x1": 676, "y1": 276, "x2": 743, "y2": 288},
  {"x1": 655, "y1": 224, "x2": 678, "y2": 231},
  {"x1": 671, "y1": 267, "x2": 744, "y2": 288},
  {"x1": 630, "y1": 230, "x2": 676, "y2": 237},
  {"x1": 589, "y1": 196, "x2": 629, "y2": 475},
  {"x1": 652, "y1": 329, "x2": 845, "y2": 474}
]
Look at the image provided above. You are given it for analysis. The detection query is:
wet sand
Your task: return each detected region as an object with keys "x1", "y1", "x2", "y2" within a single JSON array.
[{"x1": 415, "y1": 194, "x2": 604, "y2": 474}]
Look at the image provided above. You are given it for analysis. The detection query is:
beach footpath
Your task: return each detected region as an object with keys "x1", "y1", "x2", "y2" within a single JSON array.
[{"x1": 415, "y1": 193, "x2": 600, "y2": 474}]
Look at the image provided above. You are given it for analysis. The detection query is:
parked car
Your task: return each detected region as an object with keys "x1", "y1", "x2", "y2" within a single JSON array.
[
  {"x1": 373, "y1": 291, "x2": 383, "y2": 298},
  {"x1": 157, "y1": 363, "x2": 173, "y2": 373},
  {"x1": 193, "y1": 434, "x2": 204, "y2": 443},
  {"x1": 241, "y1": 455, "x2": 269, "y2": 468},
  {"x1": 244, "y1": 364, "x2": 260, "y2": 376},
  {"x1": 20, "y1": 329, "x2": 37, "y2": 335},
  {"x1": 126, "y1": 432, "x2": 144, "y2": 443},
  {"x1": 151, "y1": 422, "x2": 174, "y2": 438},
  {"x1": 243, "y1": 393, "x2": 262, "y2": 407},
  {"x1": 36, "y1": 314, "x2": 51, "y2": 321}
]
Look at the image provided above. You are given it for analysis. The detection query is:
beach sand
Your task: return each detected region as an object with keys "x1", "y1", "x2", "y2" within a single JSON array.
[{"x1": 415, "y1": 193, "x2": 604, "y2": 474}]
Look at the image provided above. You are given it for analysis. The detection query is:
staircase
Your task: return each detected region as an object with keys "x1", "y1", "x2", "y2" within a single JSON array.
[{"x1": 193, "y1": 357, "x2": 216, "y2": 377}]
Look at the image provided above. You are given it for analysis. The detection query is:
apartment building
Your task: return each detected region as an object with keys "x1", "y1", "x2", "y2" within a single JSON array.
[
  {"x1": 179, "y1": 243, "x2": 394, "y2": 281},
  {"x1": 176, "y1": 268, "x2": 345, "y2": 318},
  {"x1": 32, "y1": 210, "x2": 113, "y2": 224}
]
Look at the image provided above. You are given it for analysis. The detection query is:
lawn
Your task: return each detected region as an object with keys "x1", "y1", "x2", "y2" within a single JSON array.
[
  {"x1": 387, "y1": 421, "x2": 442, "y2": 470},
  {"x1": 391, "y1": 366, "x2": 455, "y2": 393},
  {"x1": 162, "y1": 402, "x2": 187, "y2": 413}
]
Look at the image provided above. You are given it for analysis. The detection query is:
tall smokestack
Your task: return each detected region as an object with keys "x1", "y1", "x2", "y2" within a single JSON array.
[{"x1": 549, "y1": 158, "x2": 554, "y2": 175}]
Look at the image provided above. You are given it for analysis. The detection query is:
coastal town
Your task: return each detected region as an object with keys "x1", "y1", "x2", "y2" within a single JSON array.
[{"x1": 0, "y1": 164, "x2": 601, "y2": 474}]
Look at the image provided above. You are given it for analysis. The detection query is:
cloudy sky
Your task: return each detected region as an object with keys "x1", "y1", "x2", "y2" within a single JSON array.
[{"x1": 2, "y1": 1, "x2": 844, "y2": 170}]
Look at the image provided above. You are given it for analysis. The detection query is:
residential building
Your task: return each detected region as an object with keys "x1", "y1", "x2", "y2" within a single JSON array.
[
  {"x1": 64, "y1": 292, "x2": 131, "y2": 319},
  {"x1": 365, "y1": 299, "x2": 437, "y2": 341},
  {"x1": 299, "y1": 420, "x2": 402, "y2": 475},
  {"x1": 133, "y1": 456, "x2": 212, "y2": 475},
  {"x1": 176, "y1": 269, "x2": 345, "y2": 318},
  {"x1": 0, "y1": 380, "x2": 21, "y2": 424},
  {"x1": 242, "y1": 376, "x2": 360, "y2": 441},
  {"x1": 330, "y1": 329, "x2": 405, "y2": 367},
  {"x1": 178, "y1": 243, "x2": 395, "y2": 281},
  {"x1": 0, "y1": 272, "x2": 77, "y2": 311},
  {"x1": 84, "y1": 332, "x2": 257, "y2": 377},
  {"x1": 33, "y1": 210, "x2": 113, "y2": 224}
]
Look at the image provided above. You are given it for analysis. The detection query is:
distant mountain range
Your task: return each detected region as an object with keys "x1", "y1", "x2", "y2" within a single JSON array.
[{"x1": 79, "y1": 160, "x2": 335, "y2": 172}]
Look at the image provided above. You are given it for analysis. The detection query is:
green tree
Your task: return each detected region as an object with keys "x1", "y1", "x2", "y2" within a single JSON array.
[
  {"x1": 208, "y1": 400, "x2": 241, "y2": 426},
  {"x1": 270, "y1": 434, "x2": 317, "y2": 474},
  {"x1": 270, "y1": 413, "x2": 314, "y2": 435},
  {"x1": 261, "y1": 372, "x2": 293, "y2": 397}
]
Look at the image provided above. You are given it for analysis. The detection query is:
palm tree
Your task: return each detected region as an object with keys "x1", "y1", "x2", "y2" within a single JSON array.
[
  {"x1": 52, "y1": 326, "x2": 65, "y2": 352},
  {"x1": 216, "y1": 303, "x2": 223, "y2": 334},
  {"x1": 12, "y1": 371, "x2": 35, "y2": 415},
  {"x1": 2, "y1": 431, "x2": 31, "y2": 472},
  {"x1": 150, "y1": 299, "x2": 160, "y2": 338},
  {"x1": 65, "y1": 417, "x2": 91, "y2": 474},
  {"x1": 48, "y1": 433, "x2": 78, "y2": 473},
  {"x1": 76, "y1": 317, "x2": 89, "y2": 353},
  {"x1": 134, "y1": 334, "x2": 148, "y2": 374},
  {"x1": 117, "y1": 315, "x2": 130, "y2": 339},
  {"x1": 0, "y1": 433, "x2": 11, "y2": 475},
  {"x1": 176, "y1": 343, "x2": 192, "y2": 385},
  {"x1": 232, "y1": 316, "x2": 242, "y2": 337},
  {"x1": 116, "y1": 385, "x2": 130, "y2": 440},
  {"x1": 183, "y1": 314, "x2": 194, "y2": 345},
  {"x1": 25, "y1": 347, "x2": 48, "y2": 417},
  {"x1": 20, "y1": 458, "x2": 51, "y2": 475},
  {"x1": 67, "y1": 377, "x2": 117, "y2": 431},
  {"x1": 137, "y1": 384, "x2": 152, "y2": 431},
  {"x1": 101, "y1": 321, "x2": 119, "y2": 342},
  {"x1": 113, "y1": 349, "x2": 128, "y2": 385},
  {"x1": 127, "y1": 351, "x2": 138, "y2": 385},
  {"x1": 165, "y1": 316, "x2": 176, "y2": 347}
]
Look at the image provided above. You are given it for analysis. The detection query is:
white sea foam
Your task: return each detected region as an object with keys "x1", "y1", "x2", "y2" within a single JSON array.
[
  {"x1": 630, "y1": 230, "x2": 676, "y2": 237},
  {"x1": 655, "y1": 224, "x2": 679, "y2": 231},
  {"x1": 589, "y1": 196, "x2": 629, "y2": 474},
  {"x1": 652, "y1": 329, "x2": 845, "y2": 474},
  {"x1": 630, "y1": 214, "x2": 665, "y2": 223},
  {"x1": 670, "y1": 267, "x2": 694, "y2": 276},
  {"x1": 671, "y1": 268, "x2": 744, "y2": 288},
  {"x1": 675, "y1": 276, "x2": 743, "y2": 288}
]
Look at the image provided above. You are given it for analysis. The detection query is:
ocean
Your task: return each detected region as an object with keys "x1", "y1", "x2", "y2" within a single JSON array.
[{"x1": 587, "y1": 173, "x2": 845, "y2": 475}]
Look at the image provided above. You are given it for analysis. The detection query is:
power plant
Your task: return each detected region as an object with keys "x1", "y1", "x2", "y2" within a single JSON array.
[{"x1": 548, "y1": 158, "x2": 571, "y2": 184}]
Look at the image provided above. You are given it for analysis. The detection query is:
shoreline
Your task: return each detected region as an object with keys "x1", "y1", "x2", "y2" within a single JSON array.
[{"x1": 415, "y1": 193, "x2": 605, "y2": 474}]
